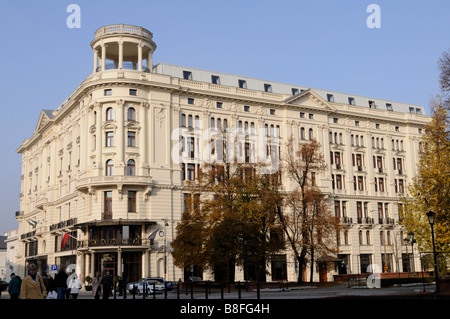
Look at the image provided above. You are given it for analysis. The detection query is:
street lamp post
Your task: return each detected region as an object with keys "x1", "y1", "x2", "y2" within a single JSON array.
[
  {"x1": 408, "y1": 232, "x2": 416, "y2": 277},
  {"x1": 426, "y1": 210, "x2": 440, "y2": 293}
]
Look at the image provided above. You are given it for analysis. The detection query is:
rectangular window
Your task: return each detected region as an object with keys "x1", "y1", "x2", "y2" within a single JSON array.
[
  {"x1": 127, "y1": 131, "x2": 136, "y2": 147},
  {"x1": 187, "y1": 137, "x2": 195, "y2": 159},
  {"x1": 358, "y1": 176, "x2": 364, "y2": 191},
  {"x1": 327, "y1": 94, "x2": 334, "y2": 102},
  {"x1": 336, "y1": 175, "x2": 342, "y2": 189},
  {"x1": 238, "y1": 79, "x2": 247, "y2": 89},
  {"x1": 128, "y1": 191, "x2": 137, "y2": 212},
  {"x1": 104, "y1": 89, "x2": 112, "y2": 96},
  {"x1": 270, "y1": 109, "x2": 276, "y2": 115},
  {"x1": 187, "y1": 163, "x2": 195, "y2": 180},
  {"x1": 104, "y1": 191, "x2": 112, "y2": 220},
  {"x1": 386, "y1": 103, "x2": 393, "y2": 111},
  {"x1": 129, "y1": 89, "x2": 137, "y2": 96},
  {"x1": 398, "y1": 179, "x2": 404, "y2": 193},
  {"x1": 183, "y1": 71, "x2": 193, "y2": 80},
  {"x1": 211, "y1": 75, "x2": 220, "y2": 84},
  {"x1": 334, "y1": 201, "x2": 341, "y2": 217},
  {"x1": 106, "y1": 131, "x2": 114, "y2": 147},
  {"x1": 216, "y1": 102, "x2": 223, "y2": 108},
  {"x1": 264, "y1": 84, "x2": 272, "y2": 93},
  {"x1": 292, "y1": 88, "x2": 299, "y2": 95},
  {"x1": 379, "y1": 178, "x2": 384, "y2": 192},
  {"x1": 348, "y1": 97, "x2": 355, "y2": 105},
  {"x1": 187, "y1": 98, "x2": 194, "y2": 105},
  {"x1": 357, "y1": 202, "x2": 362, "y2": 219},
  {"x1": 244, "y1": 105, "x2": 250, "y2": 112}
]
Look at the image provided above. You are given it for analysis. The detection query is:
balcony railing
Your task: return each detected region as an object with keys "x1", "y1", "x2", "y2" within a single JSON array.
[
  {"x1": 340, "y1": 217, "x2": 353, "y2": 225},
  {"x1": 379, "y1": 218, "x2": 395, "y2": 225},
  {"x1": 94, "y1": 24, "x2": 153, "y2": 40},
  {"x1": 357, "y1": 217, "x2": 374, "y2": 225},
  {"x1": 96, "y1": 62, "x2": 150, "y2": 73}
]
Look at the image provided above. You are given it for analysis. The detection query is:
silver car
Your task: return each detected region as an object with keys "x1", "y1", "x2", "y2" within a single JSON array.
[{"x1": 136, "y1": 280, "x2": 165, "y2": 295}]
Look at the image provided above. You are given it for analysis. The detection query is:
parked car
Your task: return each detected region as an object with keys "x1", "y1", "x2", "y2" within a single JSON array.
[
  {"x1": 126, "y1": 277, "x2": 177, "y2": 293},
  {"x1": 126, "y1": 278, "x2": 146, "y2": 294},
  {"x1": 145, "y1": 277, "x2": 177, "y2": 291},
  {"x1": 136, "y1": 280, "x2": 165, "y2": 295}
]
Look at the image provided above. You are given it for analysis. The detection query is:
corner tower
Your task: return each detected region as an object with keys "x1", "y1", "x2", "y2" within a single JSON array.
[{"x1": 91, "y1": 24, "x2": 157, "y2": 73}]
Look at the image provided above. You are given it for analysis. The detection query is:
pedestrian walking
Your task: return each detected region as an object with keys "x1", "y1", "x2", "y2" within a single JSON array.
[
  {"x1": 8, "y1": 273, "x2": 21, "y2": 299},
  {"x1": 66, "y1": 269, "x2": 77, "y2": 299},
  {"x1": 92, "y1": 271, "x2": 102, "y2": 299},
  {"x1": 20, "y1": 263, "x2": 47, "y2": 299},
  {"x1": 46, "y1": 274, "x2": 57, "y2": 299},
  {"x1": 67, "y1": 275, "x2": 82, "y2": 299},
  {"x1": 55, "y1": 266, "x2": 69, "y2": 299},
  {"x1": 100, "y1": 271, "x2": 113, "y2": 299},
  {"x1": 118, "y1": 276, "x2": 124, "y2": 296}
]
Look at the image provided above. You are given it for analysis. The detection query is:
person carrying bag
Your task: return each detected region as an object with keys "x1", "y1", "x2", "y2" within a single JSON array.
[
  {"x1": 20, "y1": 263, "x2": 47, "y2": 299},
  {"x1": 67, "y1": 275, "x2": 82, "y2": 299}
]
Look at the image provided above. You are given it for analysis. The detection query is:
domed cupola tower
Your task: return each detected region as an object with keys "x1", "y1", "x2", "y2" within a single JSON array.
[{"x1": 91, "y1": 24, "x2": 157, "y2": 73}]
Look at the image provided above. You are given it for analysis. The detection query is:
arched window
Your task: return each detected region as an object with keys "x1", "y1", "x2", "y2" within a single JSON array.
[
  {"x1": 106, "y1": 160, "x2": 114, "y2": 176},
  {"x1": 126, "y1": 159, "x2": 135, "y2": 176},
  {"x1": 180, "y1": 113, "x2": 186, "y2": 127},
  {"x1": 127, "y1": 107, "x2": 136, "y2": 121},
  {"x1": 188, "y1": 115, "x2": 193, "y2": 128},
  {"x1": 106, "y1": 107, "x2": 114, "y2": 121},
  {"x1": 194, "y1": 115, "x2": 200, "y2": 128},
  {"x1": 217, "y1": 118, "x2": 221, "y2": 130}
]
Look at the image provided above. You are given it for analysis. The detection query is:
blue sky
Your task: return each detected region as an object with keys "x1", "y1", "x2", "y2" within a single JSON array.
[{"x1": 0, "y1": 0, "x2": 449, "y2": 234}]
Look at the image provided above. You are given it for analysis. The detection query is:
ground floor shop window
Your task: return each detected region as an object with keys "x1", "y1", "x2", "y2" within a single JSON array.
[
  {"x1": 271, "y1": 255, "x2": 287, "y2": 281},
  {"x1": 360, "y1": 254, "x2": 372, "y2": 273}
]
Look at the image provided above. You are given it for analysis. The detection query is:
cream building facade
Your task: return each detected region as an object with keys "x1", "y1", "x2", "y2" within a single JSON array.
[{"x1": 16, "y1": 24, "x2": 430, "y2": 283}]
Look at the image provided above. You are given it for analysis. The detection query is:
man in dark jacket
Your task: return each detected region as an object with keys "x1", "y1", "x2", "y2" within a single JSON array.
[
  {"x1": 8, "y1": 273, "x2": 21, "y2": 299},
  {"x1": 54, "y1": 267, "x2": 69, "y2": 299},
  {"x1": 101, "y1": 271, "x2": 113, "y2": 299}
]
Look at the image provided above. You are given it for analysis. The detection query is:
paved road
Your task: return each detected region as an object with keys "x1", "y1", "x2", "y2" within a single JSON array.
[{"x1": 0, "y1": 282, "x2": 440, "y2": 300}]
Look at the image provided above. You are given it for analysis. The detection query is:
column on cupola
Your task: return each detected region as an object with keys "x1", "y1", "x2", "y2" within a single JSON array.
[
  {"x1": 118, "y1": 40, "x2": 124, "y2": 70},
  {"x1": 101, "y1": 44, "x2": 107, "y2": 71},
  {"x1": 93, "y1": 48, "x2": 98, "y2": 73},
  {"x1": 137, "y1": 42, "x2": 143, "y2": 72}
]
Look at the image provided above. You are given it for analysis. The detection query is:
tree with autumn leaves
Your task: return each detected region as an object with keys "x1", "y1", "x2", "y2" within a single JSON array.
[
  {"x1": 400, "y1": 97, "x2": 450, "y2": 255},
  {"x1": 172, "y1": 160, "x2": 283, "y2": 282},
  {"x1": 172, "y1": 134, "x2": 339, "y2": 283},
  {"x1": 279, "y1": 138, "x2": 340, "y2": 283},
  {"x1": 399, "y1": 51, "x2": 450, "y2": 273}
]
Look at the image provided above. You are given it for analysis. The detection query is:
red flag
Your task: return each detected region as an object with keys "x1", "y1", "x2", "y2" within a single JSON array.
[{"x1": 60, "y1": 232, "x2": 70, "y2": 249}]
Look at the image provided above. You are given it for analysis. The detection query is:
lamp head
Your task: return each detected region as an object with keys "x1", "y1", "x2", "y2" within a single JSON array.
[{"x1": 426, "y1": 210, "x2": 435, "y2": 226}]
